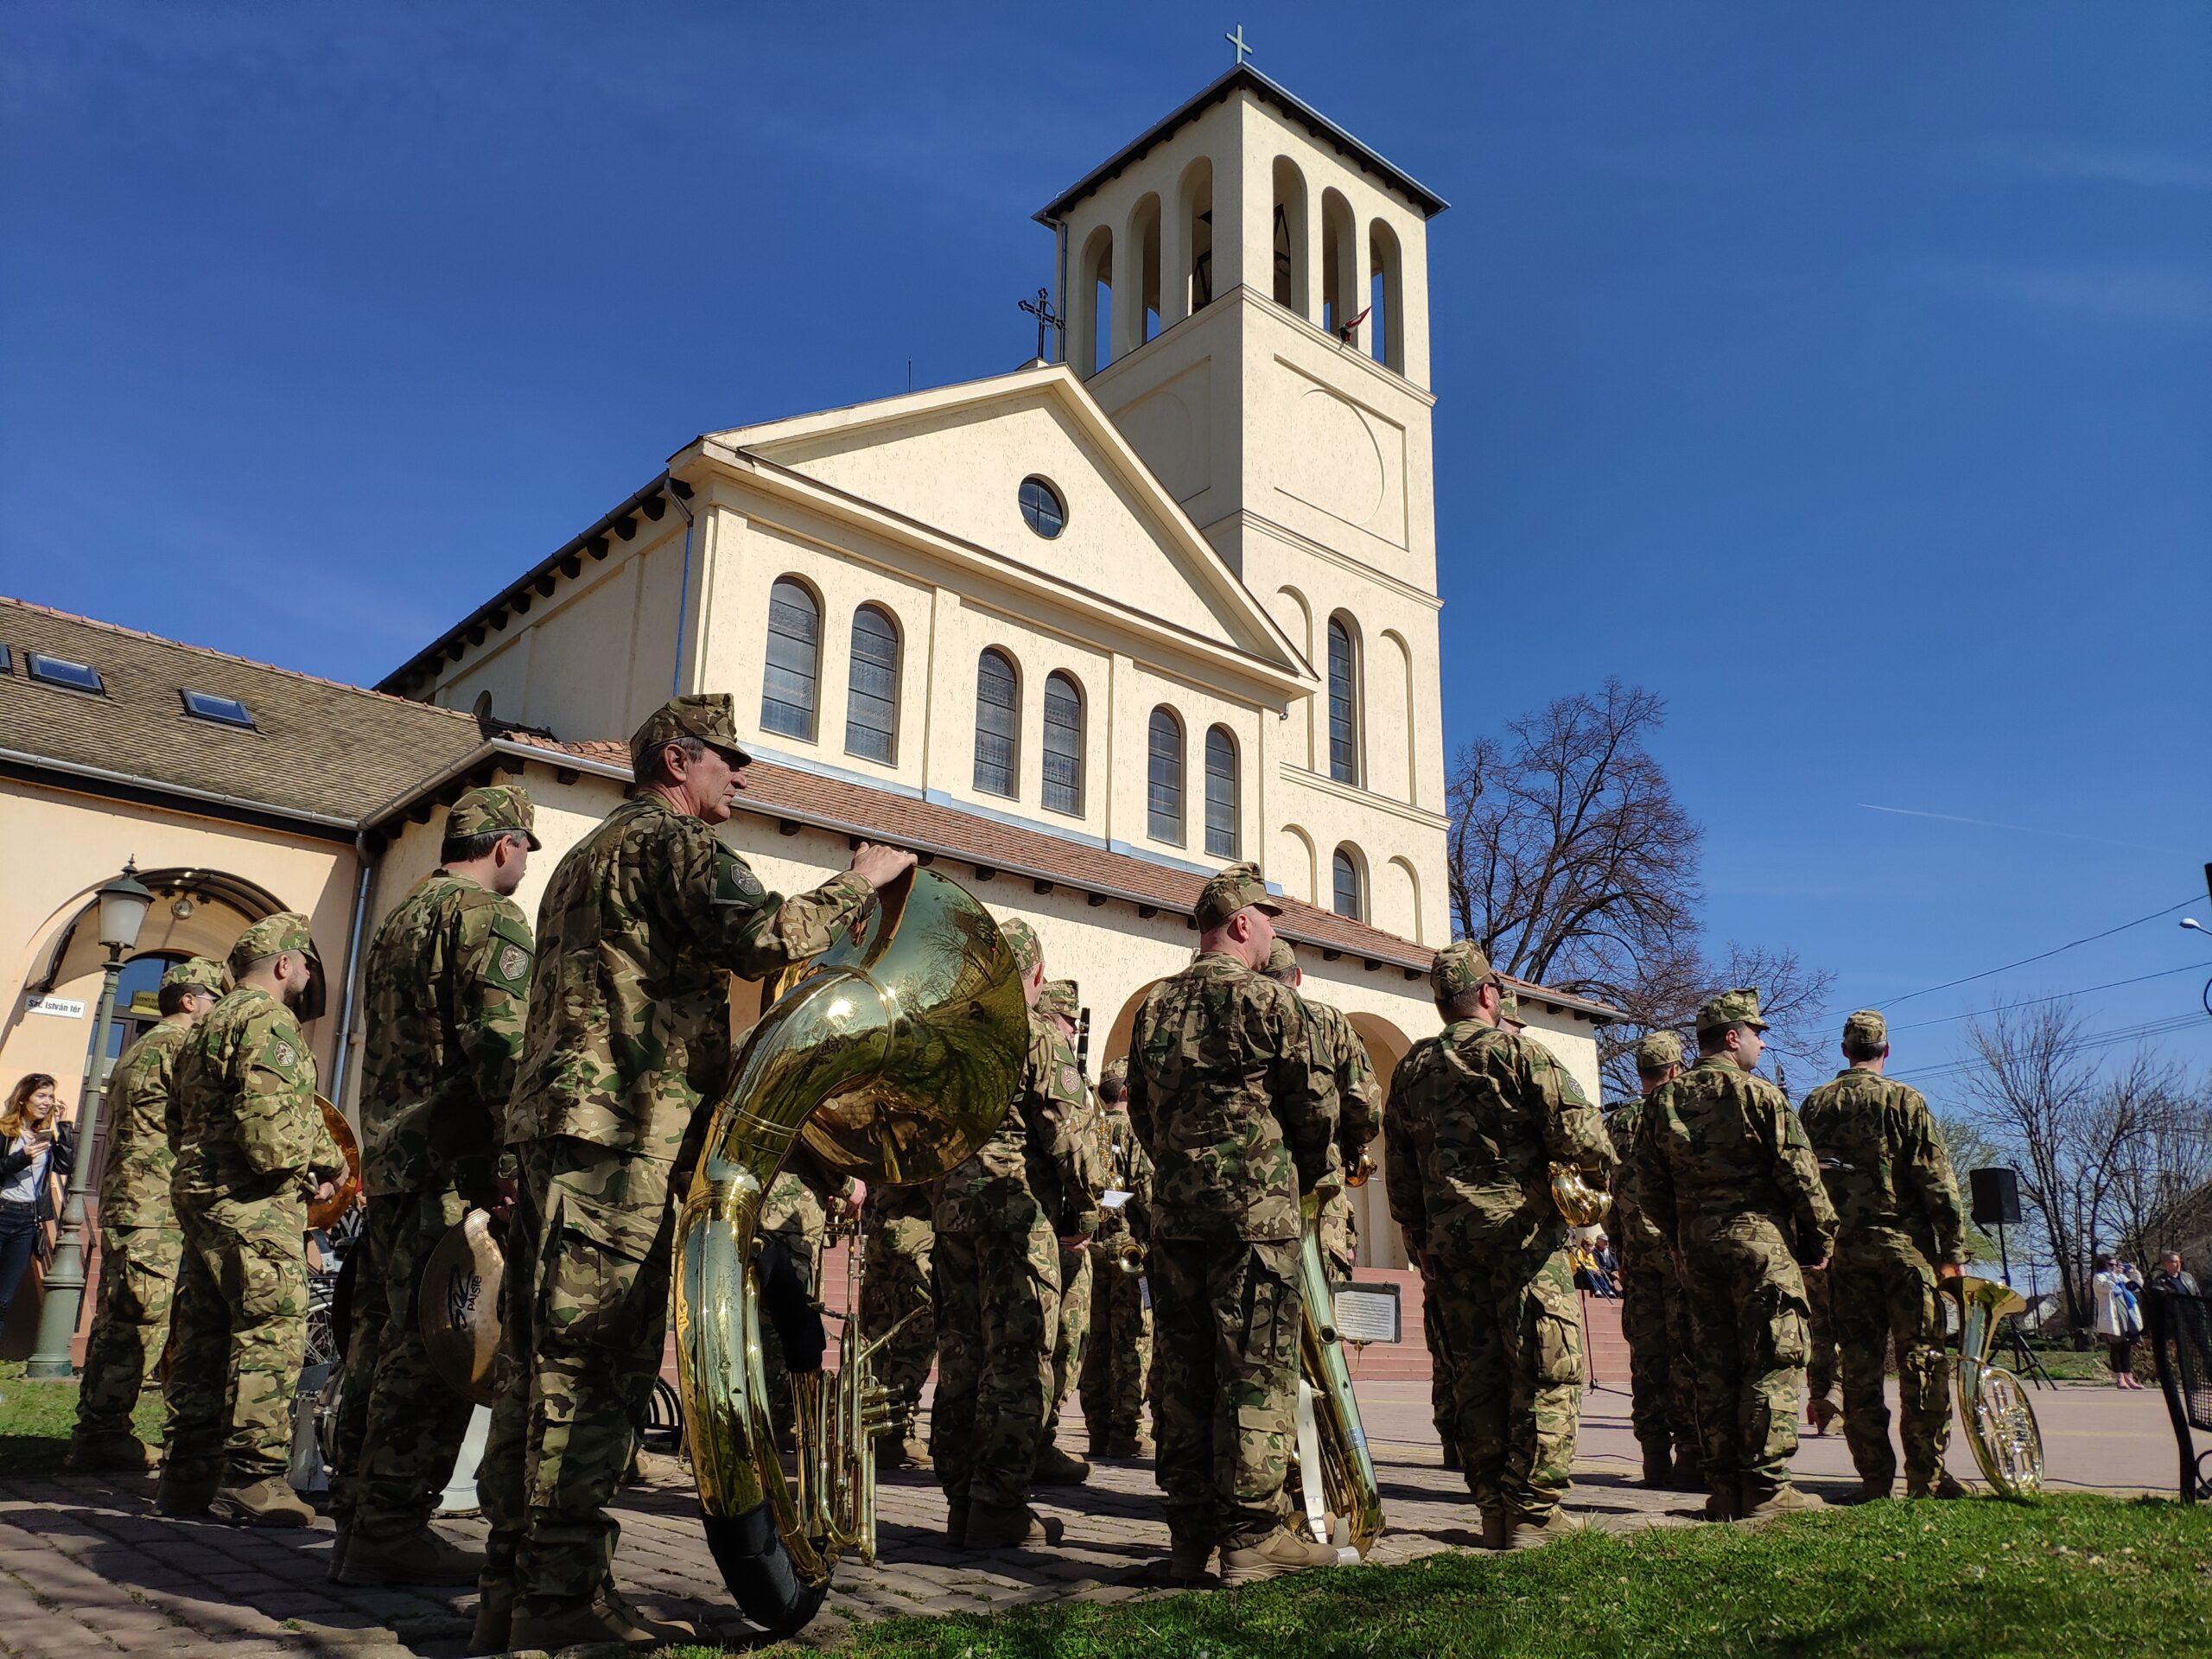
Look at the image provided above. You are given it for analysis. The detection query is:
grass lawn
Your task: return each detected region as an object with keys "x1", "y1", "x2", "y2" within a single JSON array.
[
  {"x1": 679, "y1": 1497, "x2": 2211, "y2": 1659},
  {"x1": 0, "y1": 1360, "x2": 162, "y2": 1477}
]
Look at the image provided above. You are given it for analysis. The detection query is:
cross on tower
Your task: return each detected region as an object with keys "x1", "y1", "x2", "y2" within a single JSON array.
[
  {"x1": 1225, "y1": 22, "x2": 1254, "y2": 67},
  {"x1": 1018, "y1": 287, "x2": 1063, "y2": 363}
]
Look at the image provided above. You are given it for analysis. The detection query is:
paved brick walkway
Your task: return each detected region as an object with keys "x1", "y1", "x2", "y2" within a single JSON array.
[{"x1": 0, "y1": 1376, "x2": 2177, "y2": 1658}]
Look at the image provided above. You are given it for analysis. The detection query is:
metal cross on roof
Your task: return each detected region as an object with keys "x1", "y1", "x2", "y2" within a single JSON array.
[
  {"x1": 1018, "y1": 287, "x2": 1063, "y2": 363},
  {"x1": 1225, "y1": 22, "x2": 1254, "y2": 67}
]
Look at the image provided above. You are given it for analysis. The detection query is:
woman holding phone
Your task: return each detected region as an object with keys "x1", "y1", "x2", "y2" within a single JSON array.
[{"x1": 0, "y1": 1073, "x2": 78, "y2": 1327}]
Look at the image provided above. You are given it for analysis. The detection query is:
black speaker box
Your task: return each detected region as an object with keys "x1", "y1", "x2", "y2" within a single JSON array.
[{"x1": 1969, "y1": 1166, "x2": 2021, "y2": 1228}]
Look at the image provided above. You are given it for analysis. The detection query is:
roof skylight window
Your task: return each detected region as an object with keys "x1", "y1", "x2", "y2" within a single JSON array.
[
  {"x1": 25, "y1": 652, "x2": 104, "y2": 695},
  {"x1": 181, "y1": 689, "x2": 257, "y2": 728}
]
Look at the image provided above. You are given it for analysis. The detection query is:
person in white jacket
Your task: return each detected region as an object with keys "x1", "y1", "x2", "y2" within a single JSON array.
[{"x1": 2091, "y1": 1254, "x2": 2145, "y2": 1389}]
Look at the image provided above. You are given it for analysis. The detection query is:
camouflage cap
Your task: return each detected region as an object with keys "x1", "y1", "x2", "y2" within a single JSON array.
[
  {"x1": 1696, "y1": 987, "x2": 1769, "y2": 1034},
  {"x1": 446, "y1": 783, "x2": 541, "y2": 850},
  {"x1": 628, "y1": 692, "x2": 753, "y2": 774},
  {"x1": 1263, "y1": 938, "x2": 1300, "y2": 978},
  {"x1": 1497, "y1": 986, "x2": 1520, "y2": 1022},
  {"x1": 1196, "y1": 861, "x2": 1281, "y2": 931},
  {"x1": 1038, "y1": 978, "x2": 1079, "y2": 1018},
  {"x1": 228, "y1": 911, "x2": 326, "y2": 1020},
  {"x1": 1430, "y1": 939, "x2": 1494, "y2": 1001},
  {"x1": 1099, "y1": 1056, "x2": 1129, "y2": 1089},
  {"x1": 161, "y1": 957, "x2": 229, "y2": 995},
  {"x1": 1633, "y1": 1030, "x2": 1683, "y2": 1072},
  {"x1": 999, "y1": 916, "x2": 1043, "y2": 980},
  {"x1": 1842, "y1": 1009, "x2": 1888, "y2": 1050}
]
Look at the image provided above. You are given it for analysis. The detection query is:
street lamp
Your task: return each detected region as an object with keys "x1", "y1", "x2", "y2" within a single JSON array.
[{"x1": 26, "y1": 858, "x2": 153, "y2": 1377}]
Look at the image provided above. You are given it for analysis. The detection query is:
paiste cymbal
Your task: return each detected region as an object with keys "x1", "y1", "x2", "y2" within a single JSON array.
[{"x1": 418, "y1": 1209, "x2": 505, "y2": 1408}]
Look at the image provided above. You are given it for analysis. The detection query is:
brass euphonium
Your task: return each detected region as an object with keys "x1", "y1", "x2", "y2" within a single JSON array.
[
  {"x1": 1948, "y1": 1273, "x2": 2044, "y2": 1499},
  {"x1": 673, "y1": 870, "x2": 1027, "y2": 1637},
  {"x1": 1288, "y1": 1183, "x2": 1385, "y2": 1559}
]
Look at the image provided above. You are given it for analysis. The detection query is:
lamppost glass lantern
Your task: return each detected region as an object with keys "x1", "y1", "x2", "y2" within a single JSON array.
[{"x1": 95, "y1": 859, "x2": 153, "y2": 954}]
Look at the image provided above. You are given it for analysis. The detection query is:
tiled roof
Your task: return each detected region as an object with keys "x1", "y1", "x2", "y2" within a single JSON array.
[
  {"x1": 498, "y1": 734, "x2": 1618, "y2": 1020},
  {"x1": 0, "y1": 596, "x2": 492, "y2": 830}
]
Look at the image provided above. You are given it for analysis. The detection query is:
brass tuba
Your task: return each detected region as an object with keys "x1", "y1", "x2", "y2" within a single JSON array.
[
  {"x1": 1948, "y1": 1274, "x2": 2044, "y2": 1499},
  {"x1": 673, "y1": 870, "x2": 1026, "y2": 1637},
  {"x1": 1288, "y1": 1185, "x2": 1385, "y2": 1559}
]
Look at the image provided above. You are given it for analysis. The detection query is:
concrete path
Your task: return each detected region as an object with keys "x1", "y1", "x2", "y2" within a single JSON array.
[{"x1": 0, "y1": 1376, "x2": 2182, "y2": 1659}]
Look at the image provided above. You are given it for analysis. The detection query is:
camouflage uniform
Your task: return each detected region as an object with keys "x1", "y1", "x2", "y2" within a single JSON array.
[
  {"x1": 759, "y1": 1147, "x2": 852, "y2": 1443},
  {"x1": 73, "y1": 957, "x2": 226, "y2": 1448},
  {"x1": 857, "y1": 1182, "x2": 936, "y2": 1448},
  {"x1": 1605, "y1": 1030, "x2": 1697, "y2": 1472},
  {"x1": 1638, "y1": 990, "x2": 1837, "y2": 1505},
  {"x1": 1262, "y1": 940, "x2": 1378, "y2": 1281},
  {"x1": 1036, "y1": 980, "x2": 1105, "y2": 1447},
  {"x1": 1080, "y1": 1060, "x2": 1154, "y2": 1453},
  {"x1": 1383, "y1": 942, "x2": 1616, "y2": 1525},
  {"x1": 334, "y1": 785, "x2": 537, "y2": 1544},
  {"x1": 1804, "y1": 1263, "x2": 1839, "y2": 1421},
  {"x1": 931, "y1": 923, "x2": 1094, "y2": 1514},
  {"x1": 163, "y1": 917, "x2": 346, "y2": 1492},
  {"x1": 479, "y1": 696, "x2": 876, "y2": 1618},
  {"x1": 1797, "y1": 1011, "x2": 1967, "y2": 1491},
  {"x1": 1125, "y1": 868, "x2": 1338, "y2": 1554}
]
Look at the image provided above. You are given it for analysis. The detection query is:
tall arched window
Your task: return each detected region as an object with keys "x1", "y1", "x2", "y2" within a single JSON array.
[
  {"x1": 760, "y1": 576, "x2": 820, "y2": 740},
  {"x1": 1042, "y1": 671, "x2": 1084, "y2": 817},
  {"x1": 1204, "y1": 726, "x2": 1239, "y2": 858},
  {"x1": 1327, "y1": 614, "x2": 1360, "y2": 785},
  {"x1": 973, "y1": 648, "x2": 1020, "y2": 798},
  {"x1": 843, "y1": 605, "x2": 900, "y2": 765},
  {"x1": 1147, "y1": 707, "x2": 1185, "y2": 845},
  {"x1": 1332, "y1": 845, "x2": 1363, "y2": 920}
]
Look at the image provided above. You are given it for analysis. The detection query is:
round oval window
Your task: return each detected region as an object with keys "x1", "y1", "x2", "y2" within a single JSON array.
[{"x1": 1020, "y1": 476, "x2": 1065, "y2": 538}]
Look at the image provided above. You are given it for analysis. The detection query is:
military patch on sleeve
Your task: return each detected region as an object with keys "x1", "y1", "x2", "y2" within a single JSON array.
[
  {"x1": 1061, "y1": 1064, "x2": 1082, "y2": 1100},
  {"x1": 270, "y1": 1039, "x2": 297, "y2": 1071},
  {"x1": 498, "y1": 944, "x2": 529, "y2": 983},
  {"x1": 713, "y1": 848, "x2": 767, "y2": 906}
]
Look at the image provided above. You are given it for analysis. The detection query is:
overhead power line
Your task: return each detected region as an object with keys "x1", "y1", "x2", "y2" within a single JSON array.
[
  {"x1": 1887, "y1": 961, "x2": 2212, "y2": 1032},
  {"x1": 1878, "y1": 898, "x2": 2197, "y2": 1011},
  {"x1": 1891, "y1": 1012, "x2": 2208, "y2": 1089}
]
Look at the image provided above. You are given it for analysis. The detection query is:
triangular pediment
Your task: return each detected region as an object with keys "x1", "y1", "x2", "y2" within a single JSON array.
[{"x1": 703, "y1": 366, "x2": 1309, "y2": 683}]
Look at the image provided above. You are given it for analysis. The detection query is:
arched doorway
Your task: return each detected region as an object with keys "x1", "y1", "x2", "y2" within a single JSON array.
[{"x1": 1344, "y1": 1012, "x2": 1415, "y2": 1269}]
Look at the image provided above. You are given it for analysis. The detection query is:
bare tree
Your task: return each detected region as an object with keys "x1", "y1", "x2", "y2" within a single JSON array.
[
  {"x1": 1932, "y1": 1112, "x2": 2011, "y2": 1267},
  {"x1": 1961, "y1": 1001, "x2": 2210, "y2": 1331},
  {"x1": 1446, "y1": 678, "x2": 1832, "y2": 1097}
]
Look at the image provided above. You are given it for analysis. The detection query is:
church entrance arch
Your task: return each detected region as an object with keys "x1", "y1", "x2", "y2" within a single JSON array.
[{"x1": 1344, "y1": 1011, "x2": 1414, "y2": 1268}]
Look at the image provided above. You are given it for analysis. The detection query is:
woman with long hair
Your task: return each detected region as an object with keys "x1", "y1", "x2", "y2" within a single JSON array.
[{"x1": 0, "y1": 1073, "x2": 78, "y2": 1326}]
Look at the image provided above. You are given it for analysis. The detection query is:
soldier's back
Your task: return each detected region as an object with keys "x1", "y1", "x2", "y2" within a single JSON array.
[
  {"x1": 360, "y1": 871, "x2": 531, "y2": 1195},
  {"x1": 1605, "y1": 1097, "x2": 1668, "y2": 1259},
  {"x1": 1392, "y1": 1020, "x2": 1555, "y2": 1236},
  {"x1": 172, "y1": 986, "x2": 315, "y2": 1208},
  {"x1": 103, "y1": 1020, "x2": 193, "y2": 1226},
  {"x1": 1129, "y1": 953, "x2": 1320, "y2": 1243},
  {"x1": 1799, "y1": 1070, "x2": 1951, "y2": 1261},
  {"x1": 1652, "y1": 1058, "x2": 1794, "y2": 1230}
]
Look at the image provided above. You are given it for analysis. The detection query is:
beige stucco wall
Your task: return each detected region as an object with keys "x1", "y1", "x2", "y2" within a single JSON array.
[{"x1": 0, "y1": 779, "x2": 363, "y2": 1125}]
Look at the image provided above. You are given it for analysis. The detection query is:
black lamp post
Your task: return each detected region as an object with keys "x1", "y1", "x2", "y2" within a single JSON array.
[{"x1": 26, "y1": 858, "x2": 153, "y2": 1378}]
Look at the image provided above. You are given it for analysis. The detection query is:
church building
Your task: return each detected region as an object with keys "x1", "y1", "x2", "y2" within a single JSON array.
[{"x1": 0, "y1": 67, "x2": 1613, "y2": 1297}]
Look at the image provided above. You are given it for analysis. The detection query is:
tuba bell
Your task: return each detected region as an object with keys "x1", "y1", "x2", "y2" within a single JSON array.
[
  {"x1": 1288, "y1": 1184, "x2": 1385, "y2": 1560},
  {"x1": 1948, "y1": 1273, "x2": 2044, "y2": 1499},
  {"x1": 673, "y1": 869, "x2": 1026, "y2": 1637}
]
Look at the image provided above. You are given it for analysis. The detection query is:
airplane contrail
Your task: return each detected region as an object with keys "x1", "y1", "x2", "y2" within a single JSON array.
[{"x1": 1855, "y1": 803, "x2": 2174, "y2": 854}]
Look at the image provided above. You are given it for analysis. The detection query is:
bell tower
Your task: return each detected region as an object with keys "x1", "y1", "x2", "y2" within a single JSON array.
[{"x1": 1035, "y1": 64, "x2": 1451, "y2": 946}]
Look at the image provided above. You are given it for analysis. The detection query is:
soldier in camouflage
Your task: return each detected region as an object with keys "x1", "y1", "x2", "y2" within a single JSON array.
[
  {"x1": 1798, "y1": 1010, "x2": 1968, "y2": 1500},
  {"x1": 68, "y1": 957, "x2": 227, "y2": 1471},
  {"x1": 158, "y1": 913, "x2": 347, "y2": 1527},
  {"x1": 1638, "y1": 988, "x2": 1837, "y2": 1522},
  {"x1": 931, "y1": 919, "x2": 1096, "y2": 1550},
  {"x1": 1079, "y1": 1056, "x2": 1154, "y2": 1459},
  {"x1": 759, "y1": 1145, "x2": 856, "y2": 1452},
  {"x1": 857, "y1": 1181, "x2": 935, "y2": 1468},
  {"x1": 1383, "y1": 941, "x2": 1616, "y2": 1549},
  {"x1": 476, "y1": 694, "x2": 912, "y2": 1655},
  {"x1": 330, "y1": 785, "x2": 538, "y2": 1587},
  {"x1": 1804, "y1": 1262, "x2": 1841, "y2": 1436},
  {"x1": 1605, "y1": 1030, "x2": 1701, "y2": 1491},
  {"x1": 1262, "y1": 940, "x2": 1380, "y2": 1283},
  {"x1": 1126, "y1": 863, "x2": 1340, "y2": 1586},
  {"x1": 1036, "y1": 976, "x2": 1103, "y2": 1485}
]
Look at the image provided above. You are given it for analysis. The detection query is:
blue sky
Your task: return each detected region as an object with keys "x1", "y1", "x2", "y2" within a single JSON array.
[{"x1": 3, "y1": 3, "x2": 2208, "y2": 1096}]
